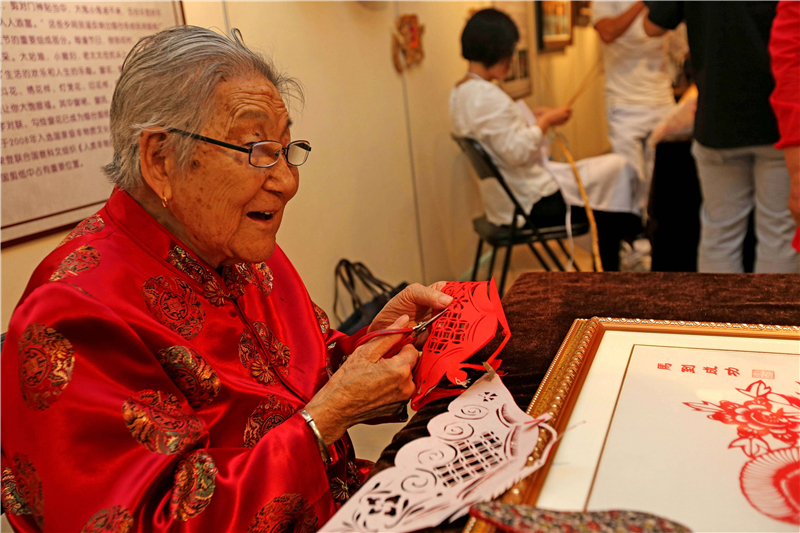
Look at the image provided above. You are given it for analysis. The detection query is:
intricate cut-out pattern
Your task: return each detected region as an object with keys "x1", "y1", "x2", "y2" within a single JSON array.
[
  {"x1": 412, "y1": 279, "x2": 509, "y2": 410},
  {"x1": 320, "y1": 374, "x2": 556, "y2": 532},
  {"x1": 685, "y1": 380, "x2": 800, "y2": 524}
]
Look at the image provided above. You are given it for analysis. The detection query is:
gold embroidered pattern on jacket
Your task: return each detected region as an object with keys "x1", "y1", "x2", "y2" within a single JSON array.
[
  {"x1": 238, "y1": 322, "x2": 290, "y2": 386},
  {"x1": 1, "y1": 467, "x2": 27, "y2": 516},
  {"x1": 50, "y1": 245, "x2": 100, "y2": 281},
  {"x1": 313, "y1": 304, "x2": 330, "y2": 336},
  {"x1": 0, "y1": 456, "x2": 43, "y2": 529},
  {"x1": 122, "y1": 390, "x2": 203, "y2": 455},
  {"x1": 329, "y1": 461, "x2": 365, "y2": 503},
  {"x1": 243, "y1": 395, "x2": 296, "y2": 447},
  {"x1": 247, "y1": 263, "x2": 274, "y2": 295},
  {"x1": 80, "y1": 505, "x2": 134, "y2": 533},
  {"x1": 156, "y1": 346, "x2": 220, "y2": 409},
  {"x1": 166, "y1": 245, "x2": 212, "y2": 285},
  {"x1": 141, "y1": 276, "x2": 205, "y2": 339},
  {"x1": 171, "y1": 450, "x2": 217, "y2": 521},
  {"x1": 18, "y1": 323, "x2": 75, "y2": 411},
  {"x1": 248, "y1": 494, "x2": 317, "y2": 533},
  {"x1": 58, "y1": 214, "x2": 104, "y2": 248}
]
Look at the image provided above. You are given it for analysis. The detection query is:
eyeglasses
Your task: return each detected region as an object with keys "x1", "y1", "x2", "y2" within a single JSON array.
[{"x1": 169, "y1": 128, "x2": 311, "y2": 168}]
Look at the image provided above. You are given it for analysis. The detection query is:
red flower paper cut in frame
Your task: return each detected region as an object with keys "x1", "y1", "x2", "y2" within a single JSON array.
[
  {"x1": 685, "y1": 380, "x2": 800, "y2": 457},
  {"x1": 685, "y1": 380, "x2": 800, "y2": 525}
]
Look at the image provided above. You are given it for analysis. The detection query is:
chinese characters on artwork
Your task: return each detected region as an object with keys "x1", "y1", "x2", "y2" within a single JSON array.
[{"x1": 658, "y1": 362, "x2": 764, "y2": 378}]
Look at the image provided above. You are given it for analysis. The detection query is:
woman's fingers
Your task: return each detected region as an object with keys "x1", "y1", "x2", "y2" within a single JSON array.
[
  {"x1": 399, "y1": 283, "x2": 452, "y2": 310},
  {"x1": 359, "y1": 314, "x2": 410, "y2": 362},
  {"x1": 368, "y1": 282, "x2": 452, "y2": 333}
]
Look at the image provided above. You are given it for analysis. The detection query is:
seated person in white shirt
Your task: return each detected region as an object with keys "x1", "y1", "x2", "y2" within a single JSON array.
[{"x1": 451, "y1": 8, "x2": 642, "y2": 270}]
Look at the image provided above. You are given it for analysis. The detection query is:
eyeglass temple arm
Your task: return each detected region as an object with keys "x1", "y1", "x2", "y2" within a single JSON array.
[{"x1": 168, "y1": 128, "x2": 250, "y2": 154}]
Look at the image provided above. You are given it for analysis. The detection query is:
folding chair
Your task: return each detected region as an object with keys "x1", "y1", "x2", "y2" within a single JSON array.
[{"x1": 453, "y1": 136, "x2": 590, "y2": 295}]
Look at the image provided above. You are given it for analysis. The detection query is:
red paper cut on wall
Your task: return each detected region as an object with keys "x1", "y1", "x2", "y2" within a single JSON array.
[
  {"x1": 411, "y1": 278, "x2": 510, "y2": 410},
  {"x1": 685, "y1": 380, "x2": 800, "y2": 525}
]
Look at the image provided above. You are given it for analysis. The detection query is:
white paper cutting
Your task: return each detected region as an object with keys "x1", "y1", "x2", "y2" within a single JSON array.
[{"x1": 320, "y1": 373, "x2": 557, "y2": 533}]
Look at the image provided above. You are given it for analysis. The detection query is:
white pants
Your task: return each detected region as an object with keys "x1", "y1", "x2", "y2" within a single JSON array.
[
  {"x1": 607, "y1": 103, "x2": 676, "y2": 213},
  {"x1": 691, "y1": 141, "x2": 799, "y2": 273},
  {"x1": 546, "y1": 152, "x2": 640, "y2": 216}
]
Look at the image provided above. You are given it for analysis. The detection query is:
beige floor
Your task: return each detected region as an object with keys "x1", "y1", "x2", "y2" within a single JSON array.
[{"x1": 349, "y1": 234, "x2": 595, "y2": 462}]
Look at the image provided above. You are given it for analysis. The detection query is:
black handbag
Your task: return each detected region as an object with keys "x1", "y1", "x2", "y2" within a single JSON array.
[{"x1": 333, "y1": 259, "x2": 408, "y2": 335}]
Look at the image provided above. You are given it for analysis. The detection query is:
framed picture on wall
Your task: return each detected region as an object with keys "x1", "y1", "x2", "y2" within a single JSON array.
[
  {"x1": 494, "y1": 1, "x2": 533, "y2": 99},
  {"x1": 0, "y1": 1, "x2": 185, "y2": 246},
  {"x1": 536, "y1": 0, "x2": 573, "y2": 51},
  {"x1": 467, "y1": 317, "x2": 800, "y2": 533}
]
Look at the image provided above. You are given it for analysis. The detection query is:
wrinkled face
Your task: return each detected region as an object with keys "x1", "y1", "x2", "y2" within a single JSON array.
[{"x1": 168, "y1": 76, "x2": 299, "y2": 267}]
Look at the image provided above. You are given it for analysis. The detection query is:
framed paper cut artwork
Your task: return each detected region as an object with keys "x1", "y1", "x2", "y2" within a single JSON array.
[
  {"x1": 536, "y1": 0, "x2": 572, "y2": 51},
  {"x1": 466, "y1": 318, "x2": 800, "y2": 533}
]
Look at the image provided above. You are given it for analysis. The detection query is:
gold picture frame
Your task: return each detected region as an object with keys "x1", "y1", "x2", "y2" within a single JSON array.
[{"x1": 465, "y1": 317, "x2": 800, "y2": 533}]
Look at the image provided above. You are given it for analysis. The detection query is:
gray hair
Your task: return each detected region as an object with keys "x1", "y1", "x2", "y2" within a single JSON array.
[{"x1": 103, "y1": 25, "x2": 302, "y2": 191}]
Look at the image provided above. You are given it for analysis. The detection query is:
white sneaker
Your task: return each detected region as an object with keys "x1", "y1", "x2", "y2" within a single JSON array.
[{"x1": 620, "y1": 238, "x2": 652, "y2": 272}]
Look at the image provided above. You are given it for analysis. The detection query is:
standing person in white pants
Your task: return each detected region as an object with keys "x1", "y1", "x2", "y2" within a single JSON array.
[
  {"x1": 645, "y1": 1, "x2": 799, "y2": 273},
  {"x1": 690, "y1": 144, "x2": 797, "y2": 272},
  {"x1": 593, "y1": 1, "x2": 676, "y2": 213}
]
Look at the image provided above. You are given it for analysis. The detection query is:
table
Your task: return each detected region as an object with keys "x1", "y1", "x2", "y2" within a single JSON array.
[{"x1": 372, "y1": 272, "x2": 800, "y2": 531}]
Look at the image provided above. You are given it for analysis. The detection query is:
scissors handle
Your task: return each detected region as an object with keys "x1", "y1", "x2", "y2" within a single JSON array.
[
  {"x1": 354, "y1": 328, "x2": 415, "y2": 358},
  {"x1": 353, "y1": 308, "x2": 447, "y2": 358}
]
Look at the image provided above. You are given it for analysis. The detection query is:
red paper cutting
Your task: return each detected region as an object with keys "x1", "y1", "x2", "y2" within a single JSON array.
[
  {"x1": 411, "y1": 278, "x2": 510, "y2": 410},
  {"x1": 685, "y1": 380, "x2": 800, "y2": 524}
]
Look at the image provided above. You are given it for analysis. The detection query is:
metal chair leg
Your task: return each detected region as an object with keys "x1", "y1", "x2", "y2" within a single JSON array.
[
  {"x1": 499, "y1": 242, "x2": 514, "y2": 296},
  {"x1": 471, "y1": 238, "x2": 483, "y2": 281},
  {"x1": 525, "y1": 242, "x2": 551, "y2": 272},
  {"x1": 540, "y1": 240, "x2": 566, "y2": 271},
  {"x1": 487, "y1": 246, "x2": 498, "y2": 280},
  {"x1": 557, "y1": 239, "x2": 580, "y2": 271}
]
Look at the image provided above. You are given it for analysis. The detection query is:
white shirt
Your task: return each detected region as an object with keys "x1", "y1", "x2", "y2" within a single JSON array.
[
  {"x1": 592, "y1": 1, "x2": 674, "y2": 108},
  {"x1": 450, "y1": 77, "x2": 559, "y2": 226}
]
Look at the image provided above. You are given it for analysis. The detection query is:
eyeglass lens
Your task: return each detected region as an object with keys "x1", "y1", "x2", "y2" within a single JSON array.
[{"x1": 250, "y1": 141, "x2": 311, "y2": 168}]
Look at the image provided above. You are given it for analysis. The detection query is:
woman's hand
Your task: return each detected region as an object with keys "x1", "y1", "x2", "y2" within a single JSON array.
[
  {"x1": 368, "y1": 282, "x2": 453, "y2": 333},
  {"x1": 304, "y1": 315, "x2": 420, "y2": 445},
  {"x1": 538, "y1": 106, "x2": 572, "y2": 132}
]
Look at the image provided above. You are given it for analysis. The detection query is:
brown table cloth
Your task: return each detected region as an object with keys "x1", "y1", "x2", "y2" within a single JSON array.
[{"x1": 371, "y1": 272, "x2": 799, "y2": 531}]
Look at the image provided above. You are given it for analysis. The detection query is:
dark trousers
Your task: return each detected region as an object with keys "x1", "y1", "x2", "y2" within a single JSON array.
[{"x1": 528, "y1": 191, "x2": 641, "y2": 271}]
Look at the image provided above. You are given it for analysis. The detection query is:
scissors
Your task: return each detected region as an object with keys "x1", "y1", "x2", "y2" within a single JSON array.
[{"x1": 354, "y1": 308, "x2": 448, "y2": 358}]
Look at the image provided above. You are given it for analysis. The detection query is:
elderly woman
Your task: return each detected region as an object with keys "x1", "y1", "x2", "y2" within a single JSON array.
[
  {"x1": 451, "y1": 8, "x2": 643, "y2": 270},
  {"x1": 1, "y1": 26, "x2": 451, "y2": 532}
]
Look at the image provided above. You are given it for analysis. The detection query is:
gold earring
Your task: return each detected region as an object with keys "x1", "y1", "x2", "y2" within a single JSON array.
[{"x1": 161, "y1": 195, "x2": 168, "y2": 208}]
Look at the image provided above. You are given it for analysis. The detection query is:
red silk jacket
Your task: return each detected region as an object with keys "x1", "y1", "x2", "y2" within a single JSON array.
[{"x1": 1, "y1": 189, "x2": 365, "y2": 532}]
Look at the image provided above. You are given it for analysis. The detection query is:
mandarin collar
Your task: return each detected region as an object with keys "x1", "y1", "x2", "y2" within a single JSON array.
[{"x1": 104, "y1": 188, "x2": 252, "y2": 302}]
